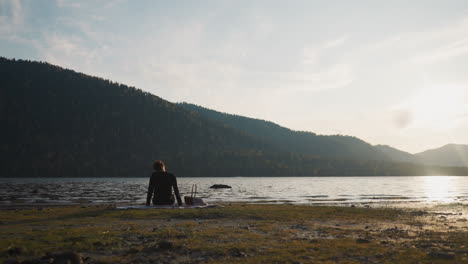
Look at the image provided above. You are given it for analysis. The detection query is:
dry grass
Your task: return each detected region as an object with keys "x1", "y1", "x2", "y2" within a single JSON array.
[{"x1": 1, "y1": 204, "x2": 467, "y2": 263}]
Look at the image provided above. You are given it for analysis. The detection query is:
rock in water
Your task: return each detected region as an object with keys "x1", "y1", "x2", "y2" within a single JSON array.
[{"x1": 210, "y1": 184, "x2": 232, "y2": 189}]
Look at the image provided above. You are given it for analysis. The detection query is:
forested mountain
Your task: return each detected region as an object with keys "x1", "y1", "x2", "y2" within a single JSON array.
[
  {"x1": 178, "y1": 103, "x2": 388, "y2": 161},
  {"x1": 374, "y1": 144, "x2": 468, "y2": 168},
  {"x1": 1, "y1": 57, "x2": 467, "y2": 177},
  {"x1": 374, "y1": 145, "x2": 420, "y2": 164},
  {"x1": 415, "y1": 144, "x2": 468, "y2": 167}
]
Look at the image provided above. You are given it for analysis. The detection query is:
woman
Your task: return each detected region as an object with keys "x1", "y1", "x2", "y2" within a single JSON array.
[{"x1": 146, "y1": 160, "x2": 183, "y2": 206}]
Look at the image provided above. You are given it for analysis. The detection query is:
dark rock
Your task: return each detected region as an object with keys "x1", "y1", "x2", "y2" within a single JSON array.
[
  {"x1": 3, "y1": 259, "x2": 20, "y2": 264},
  {"x1": 411, "y1": 211, "x2": 426, "y2": 216},
  {"x1": 92, "y1": 241, "x2": 105, "y2": 248},
  {"x1": 428, "y1": 251, "x2": 455, "y2": 260},
  {"x1": 210, "y1": 184, "x2": 232, "y2": 189},
  {"x1": 356, "y1": 238, "x2": 371, "y2": 244},
  {"x1": 142, "y1": 246, "x2": 158, "y2": 253},
  {"x1": 190, "y1": 250, "x2": 203, "y2": 259},
  {"x1": 7, "y1": 247, "x2": 25, "y2": 256},
  {"x1": 158, "y1": 240, "x2": 173, "y2": 250},
  {"x1": 126, "y1": 248, "x2": 140, "y2": 255},
  {"x1": 18, "y1": 260, "x2": 38, "y2": 264},
  {"x1": 49, "y1": 251, "x2": 83, "y2": 264},
  {"x1": 229, "y1": 248, "x2": 247, "y2": 257}
]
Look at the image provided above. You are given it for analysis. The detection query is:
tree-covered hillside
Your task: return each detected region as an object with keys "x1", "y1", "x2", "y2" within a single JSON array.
[
  {"x1": 415, "y1": 144, "x2": 468, "y2": 167},
  {"x1": 0, "y1": 57, "x2": 272, "y2": 177},
  {"x1": 178, "y1": 103, "x2": 388, "y2": 160},
  {"x1": 1, "y1": 57, "x2": 467, "y2": 177}
]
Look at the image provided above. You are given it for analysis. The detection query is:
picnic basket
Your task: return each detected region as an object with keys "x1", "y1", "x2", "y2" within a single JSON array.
[{"x1": 184, "y1": 184, "x2": 206, "y2": 206}]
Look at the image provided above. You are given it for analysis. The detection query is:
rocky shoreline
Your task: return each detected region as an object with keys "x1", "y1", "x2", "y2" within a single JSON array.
[{"x1": 1, "y1": 203, "x2": 468, "y2": 263}]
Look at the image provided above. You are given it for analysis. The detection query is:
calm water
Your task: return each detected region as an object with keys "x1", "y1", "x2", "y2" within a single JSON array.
[{"x1": 1, "y1": 176, "x2": 468, "y2": 207}]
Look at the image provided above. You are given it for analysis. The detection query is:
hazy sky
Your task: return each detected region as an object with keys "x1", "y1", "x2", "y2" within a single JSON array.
[{"x1": 2, "y1": 0, "x2": 468, "y2": 153}]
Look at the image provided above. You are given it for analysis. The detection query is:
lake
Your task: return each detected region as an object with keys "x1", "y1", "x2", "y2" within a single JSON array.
[{"x1": 1, "y1": 176, "x2": 468, "y2": 207}]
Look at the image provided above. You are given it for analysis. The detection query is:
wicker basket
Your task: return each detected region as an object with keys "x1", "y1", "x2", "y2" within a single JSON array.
[{"x1": 184, "y1": 184, "x2": 206, "y2": 206}]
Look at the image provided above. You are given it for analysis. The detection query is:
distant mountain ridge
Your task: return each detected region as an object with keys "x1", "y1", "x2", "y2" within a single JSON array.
[
  {"x1": 178, "y1": 103, "x2": 388, "y2": 161},
  {"x1": 374, "y1": 145, "x2": 420, "y2": 164},
  {"x1": 415, "y1": 144, "x2": 468, "y2": 167},
  {"x1": 1, "y1": 57, "x2": 467, "y2": 177},
  {"x1": 374, "y1": 144, "x2": 468, "y2": 167},
  {"x1": 179, "y1": 104, "x2": 468, "y2": 168}
]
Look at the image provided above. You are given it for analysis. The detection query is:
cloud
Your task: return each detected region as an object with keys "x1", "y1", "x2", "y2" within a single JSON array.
[
  {"x1": 367, "y1": 17, "x2": 468, "y2": 66},
  {"x1": 285, "y1": 63, "x2": 354, "y2": 92},
  {"x1": 55, "y1": 0, "x2": 81, "y2": 9},
  {"x1": 55, "y1": 0, "x2": 126, "y2": 10},
  {"x1": 409, "y1": 37, "x2": 468, "y2": 64},
  {"x1": 38, "y1": 34, "x2": 95, "y2": 67},
  {"x1": 324, "y1": 35, "x2": 349, "y2": 49},
  {"x1": 0, "y1": 0, "x2": 25, "y2": 39}
]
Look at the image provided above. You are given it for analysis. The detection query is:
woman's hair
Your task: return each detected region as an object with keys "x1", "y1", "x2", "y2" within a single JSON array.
[{"x1": 153, "y1": 160, "x2": 165, "y2": 171}]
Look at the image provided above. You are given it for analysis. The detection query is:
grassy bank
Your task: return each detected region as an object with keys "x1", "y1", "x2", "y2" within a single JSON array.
[{"x1": 1, "y1": 204, "x2": 468, "y2": 263}]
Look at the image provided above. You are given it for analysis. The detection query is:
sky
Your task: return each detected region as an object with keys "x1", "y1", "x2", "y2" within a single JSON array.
[{"x1": 1, "y1": 0, "x2": 468, "y2": 154}]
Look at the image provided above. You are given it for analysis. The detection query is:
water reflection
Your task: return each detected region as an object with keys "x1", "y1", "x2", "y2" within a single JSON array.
[
  {"x1": 0, "y1": 176, "x2": 467, "y2": 206},
  {"x1": 421, "y1": 176, "x2": 457, "y2": 202}
]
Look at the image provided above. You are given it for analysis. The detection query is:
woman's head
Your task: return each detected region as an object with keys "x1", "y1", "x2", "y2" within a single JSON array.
[{"x1": 153, "y1": 160, "x2": 166, "y2": 171}]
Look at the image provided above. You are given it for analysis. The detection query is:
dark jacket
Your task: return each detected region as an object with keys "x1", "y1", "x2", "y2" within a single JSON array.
[{"x1": 146, "y1": 171, "x2": 182, "y2": 206}]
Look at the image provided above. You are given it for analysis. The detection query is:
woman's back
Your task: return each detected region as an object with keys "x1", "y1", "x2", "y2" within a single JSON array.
[
  {"x1": 150, "y1": 171, "x2": 176, "y2": 200},
  {"x1": 146, "y1": 164, "x2": 182, "y2": 206}
]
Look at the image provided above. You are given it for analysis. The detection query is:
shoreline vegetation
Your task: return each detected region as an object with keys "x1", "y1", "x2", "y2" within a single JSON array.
[{"x1": 1, "y1": 203, "x2": 468, "y2": 263}]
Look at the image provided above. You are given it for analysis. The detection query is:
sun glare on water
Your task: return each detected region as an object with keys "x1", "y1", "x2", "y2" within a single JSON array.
[{"x1": 422, "y1": 176, "x2": 454, "y2": 202}]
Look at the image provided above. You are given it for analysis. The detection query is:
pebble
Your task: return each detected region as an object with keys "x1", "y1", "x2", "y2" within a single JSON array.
[
  {"x1": 428, "y1": 251, "x2": 455, "y2": 260},
  {"x1": 3, "y1": 259, "x2": 19, "y2": 264},
  {"x1": 229, "y1": 248, "x2": 247, "y2": 257},
  {"x1": 47, "y1": 251, "x2": 83, "y2": 264},
  {"x1": 126, "y1": 248, "x2": 140, "y2": 255},
  {"x1": 7, "y1": 246, "x2": 25, "y2": 256},
  {"x1": 356, "y1": 238, "x2": 371, "y2": 244},
  {"x1": 158, "y1": 240, "x2": 173, "y2": 250}
]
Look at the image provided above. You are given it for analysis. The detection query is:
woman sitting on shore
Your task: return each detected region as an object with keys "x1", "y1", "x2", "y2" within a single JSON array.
[{"x1": 146, "y1": 160, "x2": 183, "y2": 206}]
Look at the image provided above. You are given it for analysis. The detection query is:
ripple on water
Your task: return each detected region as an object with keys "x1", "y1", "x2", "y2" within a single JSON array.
[{"x1": 1, "y1": 176, "x2": 468, "y2": 207}]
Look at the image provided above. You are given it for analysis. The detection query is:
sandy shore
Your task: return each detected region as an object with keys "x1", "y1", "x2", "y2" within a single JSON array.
[{"x1": 1, "y1": 203, "x2": 468, "y2": 263}]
